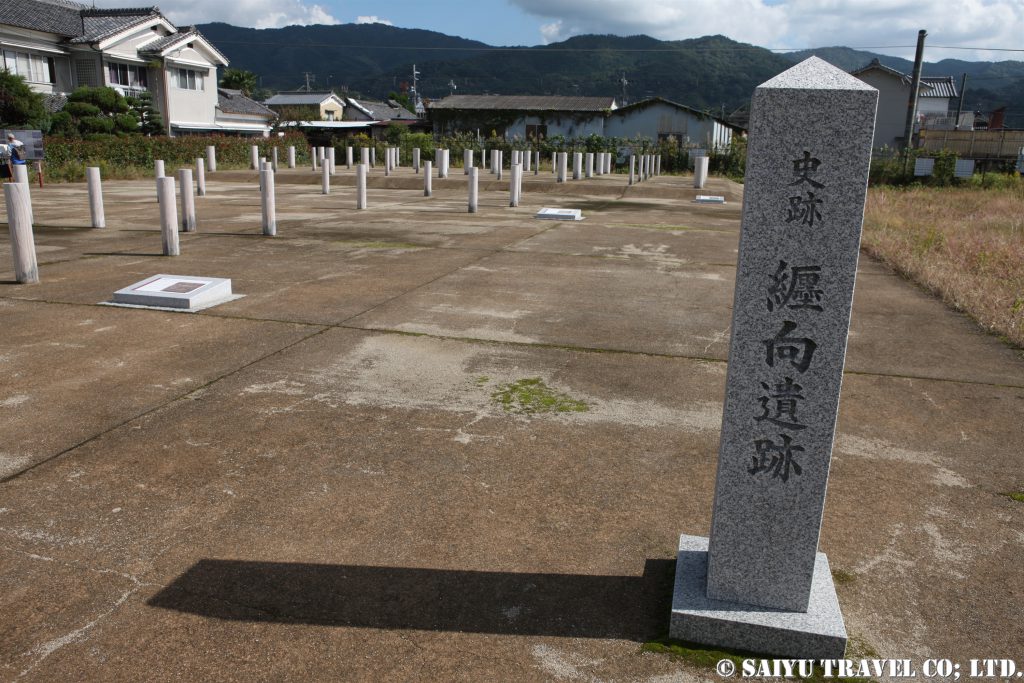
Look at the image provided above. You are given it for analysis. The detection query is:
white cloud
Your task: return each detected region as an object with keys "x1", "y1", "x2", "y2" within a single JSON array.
[
  {"x1": 356, "y1": 16, "x2": 394, "y2": 26},
  {"x1": 87, "y1": 0, "x2": 340, "y2": 29},
  {"x1": 509, "y1": 0, "x2": 1024, "y2": 61}
]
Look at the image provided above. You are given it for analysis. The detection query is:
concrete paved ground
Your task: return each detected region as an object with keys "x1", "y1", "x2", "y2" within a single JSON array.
[{"x1": 1, "y1": 165, "x2": 1022, "y2": 681}]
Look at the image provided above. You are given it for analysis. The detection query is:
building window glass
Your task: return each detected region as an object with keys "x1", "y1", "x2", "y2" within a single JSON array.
[
  {"x1": 2, "y1": 50, "x2": 55, "y2": 84},
  {"x1": 107, "y1": 62, "x2": 148, "y2": 88},
  {"x1": 174, "y1": 67, "x2": 204, "y2": 91},
  {"x1": 525, "y1": 124, "x2": 547, "y2": 141}
]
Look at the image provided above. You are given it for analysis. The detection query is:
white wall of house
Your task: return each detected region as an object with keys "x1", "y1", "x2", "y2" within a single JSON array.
[
  {"x1": 604, "y1": 101, "x2": 733, "y2": 149},
  {"x1": 165, "y1": 61, "x2": 217, "y2": 126},
  {"x1": 505, "y1": 113, "x2": 605, "y2": 140},
  {"x1": 0, "y1": 25, "x2": 74, "y2": 94},
  {"x1": 853, "y1": 71, "x2": 908, "y2": 150}
]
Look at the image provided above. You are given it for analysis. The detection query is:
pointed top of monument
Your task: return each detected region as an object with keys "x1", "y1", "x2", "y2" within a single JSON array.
[{"x1": 759, "y1": 56, "x2": 876, "y2": 91}]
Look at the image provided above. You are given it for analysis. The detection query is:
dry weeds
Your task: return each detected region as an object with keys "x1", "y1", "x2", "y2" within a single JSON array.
[{"x1": 862, "y1": 184, "x2": 1024, "y2": 348}]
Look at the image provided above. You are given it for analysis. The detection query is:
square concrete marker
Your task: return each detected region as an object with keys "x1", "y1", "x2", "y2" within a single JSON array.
[
  {"x1": 110, "y1": 274, "x2": 235, "y2": 311},
  {"x1": 694, "y1": 195, "x2": 726, "y2": 204},
  {"x1": 671, "y1": 57, "x2": 878, "y2": 658},
  {"x1": 535, "y1": 207, "x2": 583, "y2": 221}
]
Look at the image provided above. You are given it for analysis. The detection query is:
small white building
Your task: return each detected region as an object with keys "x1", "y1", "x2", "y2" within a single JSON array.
[
  {"x1": 428, "y1": 95, "x2": 617, "y2": 140},
  {"x1": 264, "y1": 92, "x2": 346, "y2": 121},
  {"x1": 850, "y1": 59, "x2": 961, "y2": 150},
  {"x1": 604, "y1": 97, "x2": 735, "y2": 150},
  {"x1": 0, "y1": 0, "x2": 256, "y2": 136}
]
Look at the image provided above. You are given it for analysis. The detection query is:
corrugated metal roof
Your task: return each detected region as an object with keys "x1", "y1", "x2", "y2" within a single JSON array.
[
  {"x1": 265, "y1": 92, "x2": 343, "y2": 106},
  {"x1": 428, "y1": 95, "x2": 616, "y2": 112}
]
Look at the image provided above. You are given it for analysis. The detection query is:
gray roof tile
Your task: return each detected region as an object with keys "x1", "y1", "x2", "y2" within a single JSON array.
[
  {"x1": 428, "y1": 95, "x2": 616, "y2": 112},
  {"x1": 218, "y1": 89, "x2": 276, "y2": 117}
]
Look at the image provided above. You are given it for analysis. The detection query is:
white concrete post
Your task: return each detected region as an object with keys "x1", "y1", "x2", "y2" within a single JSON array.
[
  {"x1": 195, "y1": 157, "x2": 206, "y2": 197},
  {"x1": 510, "y1": 163, "x2": 521, "y2": 207},
  {"x1": 423, "y1": 160, "x2": 433, "y2": 196},
  {"x1": 328, "y1": 147, "x2": 336, "y2": 175},
  {"x1": 524, "y1": 149, "x2": 532, "y2": 173},
  {"x1": 694, "y1": 155, "x2": 709, "y2": 188},
  {"x1": 360, "y1": 147, "x2": 370, "y2": 168},
  {"x1": 154, "y1": 159, "x2": 164, "y2": 201},
  {"x1": 157, "y1": 176, "x2": 179, "y2": 256},
  {"x1": 384, "y1": 148, "x2": 392, "y2": 177},
  {"x1": 412, "y1": 148, "x2": 420, "y2": 173},
  {"x1": 370, "y1": 147, "x2": 375, "y2": 168},
  {"x1": 490, "y1": 150, "x2": 498, "y2": 175},
  {"x1": 629, "y1": 155, "x2": 636, "y2": 185},
  {"x1": 178, "y1": 168, "x2": 196, "y2": 232},
  {"x1": 250, "y1": 145, "x2": 259, "y2": 170},
  {"x1": 585, "y1": 153, "x2": 594, "y2": 178},
  {"x1": 261, "y1": 169, "x2": 276, "y2": 236},
  {"x1": 441, "y1": 149, "x2": 450, "y2": 178},
  {"x1": 86, "y1": 166, "x2": 105, "y2": 228},
  {"x1": 496, "y1": 150, "x2": 503, "y2": 180},
  {"x1": 206, "y1": 145, "x2": 216, "y2": 173},
  {"x1": 557, "y1": 152, "x2": 568, "y2": 183},
  {"x1": 464, "y1": 149, "x2": 473, "y2": 174},
  {"x1": 656, "y1": 154, "x2": 662, "y2": 175},
  {"x1": 288, "y1": 146, "x2": 296, "y2": 169},
  {"x1": 572, "y1": 152, "x2": 582, "y2": 180},
  {"x1": 534, "y1": 151, "x2": 540, "y2": 175},
  {"x1": 346, "y1": 146, "x2": 353, "y2": 169},
  {"x1": 4, "y1": 182, "x2": 38, "y2": 283},
  {"x1": 356, "y1": 163, "x2": 367, "y2": 209},
  {"x1": 468, "y1": 166, "x2": 478, "y2": 213},
  {"x1": 312, "y1": 149, "x2": 318, "y2": 172},
  {"x1": 271, "y1": 147, "x2": 279, "y2": 172},
  {"x1": 322, "y1": 161, "x2": 330, "y2": 194}
]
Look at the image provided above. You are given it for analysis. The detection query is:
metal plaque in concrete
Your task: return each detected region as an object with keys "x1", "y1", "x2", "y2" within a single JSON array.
[
  {"x1": 694, "y1": 195, "x2": 726, "y2": 204},
  {"x1": 535, "y1": 208, "x2": 583, "y2": 221},
  {"x1": 671, "y1": 56, "x2": 877, "y2": 656},
  {"x1": 111, "y1": 275, "x2": 235, "y2": 311}
]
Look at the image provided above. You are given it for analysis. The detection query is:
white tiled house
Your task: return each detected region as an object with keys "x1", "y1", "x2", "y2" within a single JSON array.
[{"x1": 0, "y1": 0, "x2": 271, "y2": 135}]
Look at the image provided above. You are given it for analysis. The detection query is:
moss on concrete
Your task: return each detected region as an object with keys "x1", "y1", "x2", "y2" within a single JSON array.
[{"x1": 491, "y1": 378, "x2": 588, "y2": 415}]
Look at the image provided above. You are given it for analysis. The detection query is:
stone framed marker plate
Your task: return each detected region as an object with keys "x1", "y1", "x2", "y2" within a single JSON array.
[
  {"x1": 694, "y1": 195, "x2": 726, "y2": 204},
  {"x1": 110, "y1": 274, "x2": 236, "y2": 311},
  {"x1": 535, "y1": 207, "x2": 583, "y2": 221}
]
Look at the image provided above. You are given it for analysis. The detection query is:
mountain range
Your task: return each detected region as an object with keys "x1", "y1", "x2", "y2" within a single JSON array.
[{"x1": 196, "y1": 23, "x2": 1024, "y2": 123}]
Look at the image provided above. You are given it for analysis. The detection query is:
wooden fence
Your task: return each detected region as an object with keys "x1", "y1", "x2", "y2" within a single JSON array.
[{"x1": 918, "y1": 129, "x2": 1024, "y2": 160}]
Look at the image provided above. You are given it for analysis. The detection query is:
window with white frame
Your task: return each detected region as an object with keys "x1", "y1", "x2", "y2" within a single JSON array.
[
  {"x1": 2, "y1": 50, "x2": 55, "y2": 84},
  {"x1": 107, "y1": 62, "x2": 148, "y2": 88},
  {"x1": 174, "y1": 67, "x2": 205, "y2": 91}
]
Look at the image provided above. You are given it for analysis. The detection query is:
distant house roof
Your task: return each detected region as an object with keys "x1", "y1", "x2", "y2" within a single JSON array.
[
  {"x1": 850, "y1": 58, "x2": 957, "y2": 98},
  {"x1": 429, "y1": 95, "x2": 617, "y2": 112},
  {"x1": 611, "y1": 96, "x2": 739, "y2": 128},
  {"x1": 139, "y1": 26, "x2": 229, "y2": 65},
  {"x1": 265, "y1": 91, "x2": 345, "y2": 107},
  {"x1": 346, "y1": 98, "x2": 417, "y2": 121},
  {"x1": 217, "y1": 89, "x2": 276, "y2": 118},
  {"x1": 0, "y1": 0, "x2": 168, "y2": 44}
]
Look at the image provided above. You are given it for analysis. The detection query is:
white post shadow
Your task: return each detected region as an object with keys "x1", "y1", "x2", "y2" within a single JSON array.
[
  {"x1": 86, "y1": 166, "x2": 105, "y2": 228},
  {"x1": 464, "y1": 149, "x2": 473, "y2": 175},
  {"x1": 178, "y1": 168, "x2": 196, "y2": 232},
  {"x1": 206, "y1": 145, "x2": 216, "y2": 173},
  {"x1": 288, "y1": 146, "x2": 296, "y2": 169},
  {"x1": 586, "y1": 153, "x2": 594, "y2": 178},
  {"x1": 629, "y1": 155, "x2": 636, "y2": 185},
  {"x1": 509, "y1": 163, "x2": 521, "y2": 207},
  {"x1": 4, "y1": 182, "x2": 39, "y2": 283},
  {"x1": 694, "y1": 156, "x2": 709, "y2": 189},
  {"x1": 356, "y1": 163, "x2": 368, "y2": 209},
  {"x1": 573, "y1": 152, "x2": 582, "y2": 180},
  {"x1": 322, "y1": 161, "x2": 330, "y2": 194},
  {"x1": 271, "y1": 147, "x2": 279, "y2": 172},
  {"x1": 250, "y1": 145, "x2": 259, "y2": 170},
  {"x1": 157, "y1": 176, "x2": 179, "y2": 256},
  {"x1": 260, "y1": 168, "x2": 276, "y2": 236},
  {"x1": 468, "y1": 166, "x2": 478, "y2": 213},
  {"x1": 195, "y1": 157, "x2": 206, "y2": 197},
  {"x1": 412, "y1": 148, "x2": 420, "y2": 173},
  {"x1": 423, "y1": 160, "x2": 433, "y2": 196},
  {"x1": 346, "y1": 146, "x2": 353, "y2": 169},
  {"x1": 328, "y1": 147, "x2": 336, "y2": 175}
]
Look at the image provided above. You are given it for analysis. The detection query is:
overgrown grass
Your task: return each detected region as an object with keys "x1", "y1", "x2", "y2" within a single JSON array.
[{"x1": 862, "y1": 182, "x2": 1024, "y2": 348}]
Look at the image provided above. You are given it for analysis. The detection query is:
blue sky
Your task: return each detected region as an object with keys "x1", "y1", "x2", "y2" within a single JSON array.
[{"x1": 94, "y1": 0, "x2": 1024, "y2": 62}]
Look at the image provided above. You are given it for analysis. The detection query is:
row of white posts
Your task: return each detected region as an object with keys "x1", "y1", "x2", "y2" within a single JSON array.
[{"x1": 627, "y1": 153, "x2": 663, "y2": 185}]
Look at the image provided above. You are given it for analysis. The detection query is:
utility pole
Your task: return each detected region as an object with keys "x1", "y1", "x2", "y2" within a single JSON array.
[
  {"x1": 302, "y1": 72, "x2": 315, "y2": 92},
  {"x1": 620, "y1": 73, "x2": 629, "y2": 106},
  {"x1": 902, "y1": 29, "x2": 927, "y2": 153},
  {"x1": 954, "y1": 73, "x2": 968, "y2": 129}
]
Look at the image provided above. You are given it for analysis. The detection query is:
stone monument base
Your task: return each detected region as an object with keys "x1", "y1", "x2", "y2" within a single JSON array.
[{"x1": 670, "y1": 535, "x2": 847, "y2": 659}]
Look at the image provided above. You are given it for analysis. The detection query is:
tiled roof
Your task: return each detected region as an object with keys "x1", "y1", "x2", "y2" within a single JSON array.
[
  {"x1": 217, "y1": 89, "x2": 276, "y2": 118},
  {"x1": 69, "y1": 7, "x2": 160, "y2": 43},
  {"x1": 140, "y1": 30, "x2": 191, "y2": 53},
  {"x1": 140, "y1": 27, "x2": 229, "y2": 65},
  {"x1": 428, "y1": 95, "x2": 616, "y2": 112},
  {"x1": 43, "y1": 92, "x2": 68, "y2": 113},
  {"x1": 851, "y1": 59, "x2": 957, "y2": 98},
  {"x1": 265, "y1": 92, "x2": 342, "y2": 106},
  {"x1": 348, "y1": 98, "x2": 416, "y2": 121},
  {"x1": 0, "y1": 0, "x2": 86, "y2": 37}
]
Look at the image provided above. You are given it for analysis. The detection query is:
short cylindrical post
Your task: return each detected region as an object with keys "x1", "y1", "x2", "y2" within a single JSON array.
[
  {"x1": 250, "y1": 145, "x2": 259, "y2": 170},
  {"x1": 328, "y1": 147, "x2": 336, "y2": 175},
  {"x1": 441, "y1": 149, "x2": 450, "y2": 178},
  {"x1": 312, "y1": 149, "x2": 318, "y2": 172},
  {"x1": 423, "y1": 160, "x2": 433, "y2": 196},
  {"x1": 385, "y1": 148, "x2": 392, "y2": 177},
  {"x1": 534, "y1": 151, "x2": 540, "y2": 175},
  {"x1": 629, "y1": 155, "x2": 636, "y2": 185},
  {"x1": 287, "y1": 146, "x2": 295, "y2": 169},
  {"x1": 370, "y1": 147, "x2": 376, "y2": 168},
  {"x1": 346, "y1": 146, "x2": 353, "y2": 169},
  {"x1": 468, "y1": 166, "x2": 478, "y2": 213},
  {"x1": 157, "y1": 176, "x2": 179, "y2": 256},
  {"x1": 557, "y1": 152, "x2": 568, "y2": 183},
  {"x1": 271, "y1": 147, "x2": 279, "y2": 172},
  {"x1": 361, "y1": 147, "x2": 370, "y2": 168},
  {"x1": 206, "y1": 145, "x2": 216, "y2": 173},
  {"x1": 86, "y1": 166, "x2": 105, "y2": 228},
  {"x1": 154, "y1": 159, "x2": 165, "y2": 200},
  {"x1": 572, "y1": 152, "x2": 582, "y2": 180},
  {"x1": 524, "y1": 149, "x2": 532, "y2": 173},
  {"x1": 178, "y1": 168, "x2": 196, "y2": 232},
  {"x1": 412, "y1": 148, "x2": 420, "y2": 173},
  {"x1": 195, "y1": 157, "x2": 206, "y2": 197},
  {"x1": 510, "y1": 163, "x2": 521, "y2": 207},
  {"x1": 585, "y1": 153, "x2": 594, "y2": 178},
  {"x1": 496, "y1": 151, "x2": 503, "y2": 180},
  {"x1": 322, "y1": 161, "x2": 330, "y2": 194},
  {"x1": 5, "y1": 182, "x2": 39, "y2": 283},
  {"x1": 464, "y1": 149, "x2": 473, "y2": 174},
  {"x1": 655, "y1": 154, "x2": 662, "y2": 175},
  {"x1": 261, "y1": 169, "x2": 276, "y2": 236},
  {"x1": 694, "y1": 155, "x2": 709, "y2": 188},
  {"x1": 490, "y1": 150, "x2": 497, "y2": 175},
  {"x1": 356, "y1": 163, "x2": 367, "y2": 209}
]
